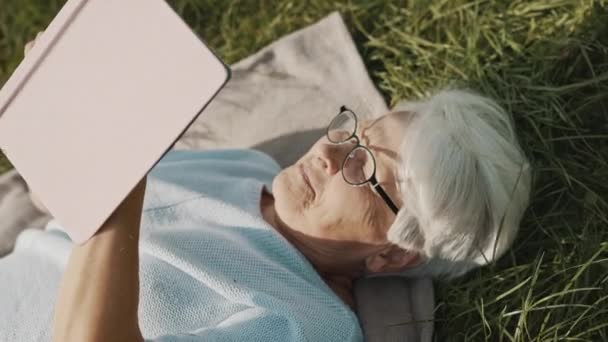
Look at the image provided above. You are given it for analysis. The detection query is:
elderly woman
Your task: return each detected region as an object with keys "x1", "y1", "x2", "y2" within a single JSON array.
[{"x1": 0, "y1": 87, "x2": 531, "y2": 341}]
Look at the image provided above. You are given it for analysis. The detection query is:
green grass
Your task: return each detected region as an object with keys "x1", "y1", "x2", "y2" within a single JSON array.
[{"x1": 1, "y1": 0, "x2": 607, "y2": 340}]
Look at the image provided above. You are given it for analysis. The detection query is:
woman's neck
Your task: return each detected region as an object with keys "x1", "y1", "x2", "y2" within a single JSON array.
[{"x1": 260, "y1": 188, "x2": 356, "y2": 309}]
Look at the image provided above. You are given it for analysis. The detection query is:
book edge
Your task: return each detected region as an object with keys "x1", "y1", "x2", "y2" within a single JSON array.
[{"x1": 0, "y1": 0, "x2": 89, "y2": 133}]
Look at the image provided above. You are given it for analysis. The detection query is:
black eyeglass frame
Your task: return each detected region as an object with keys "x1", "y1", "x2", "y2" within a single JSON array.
[{"x1": 326, "y1": 105, "x2": 400, "y2": 215}]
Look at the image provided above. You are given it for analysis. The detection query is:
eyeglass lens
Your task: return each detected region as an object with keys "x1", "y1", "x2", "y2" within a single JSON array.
[
  {"x1": 343, "y1": 147, "x2": 375, "y2": 185},
  {"x1": 327, "y1": 110, "x2": 357, "y2": 143},
  {"x1": 327, "y1": 110, "x2": 376, "y2": 185}
]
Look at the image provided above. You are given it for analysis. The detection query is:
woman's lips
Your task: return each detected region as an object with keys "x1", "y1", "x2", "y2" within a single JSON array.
[{"x1": 299, "y1": 164, "x2": 316, "y2": 196}]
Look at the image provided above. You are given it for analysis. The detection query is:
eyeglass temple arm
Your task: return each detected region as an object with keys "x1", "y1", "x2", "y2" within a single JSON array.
[
  {"x1": 370, "y1": 176, "x2": 399, "y2": 215},
  {"x1": 376, "y1": 186, "x2": 400, "y2": 215},
  {"x1": 369, "y1": 175, "x2": 399, "y2": 215}
]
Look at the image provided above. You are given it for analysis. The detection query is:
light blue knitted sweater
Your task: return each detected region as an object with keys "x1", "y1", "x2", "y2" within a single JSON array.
[{"x1": 0, "y1": 149, "x2": 363, "y2": 341}]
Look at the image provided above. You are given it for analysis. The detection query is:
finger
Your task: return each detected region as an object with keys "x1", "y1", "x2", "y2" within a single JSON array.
[
  {"x1": 24, "y1": 41, "x2": 34, "y2": 55},
  {"x1": 23, "y1": 31, "x2": 44, "y2": 56}
]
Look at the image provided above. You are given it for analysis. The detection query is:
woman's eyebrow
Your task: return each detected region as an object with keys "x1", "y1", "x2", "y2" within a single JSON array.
[
  {"x1": 359, "y1": 118, "x2": 381, "y2": 144},
  {"x1": 360, "y1": 120, "x2": 389, "y2": 153}
]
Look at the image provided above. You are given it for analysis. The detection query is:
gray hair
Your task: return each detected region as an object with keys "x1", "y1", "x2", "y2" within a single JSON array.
[{"x1": 386, "y1": 89, "x2": 532, "y2": 279}]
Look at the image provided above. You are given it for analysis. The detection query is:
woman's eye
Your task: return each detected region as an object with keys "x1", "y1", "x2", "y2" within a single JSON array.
[{"x1": 348, "y1": 151, "x2": 366, "y2": 165}]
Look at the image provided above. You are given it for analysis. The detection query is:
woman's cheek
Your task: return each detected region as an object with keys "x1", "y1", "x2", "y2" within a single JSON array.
[{"x1": 273, "y1": 169, "x2": 310, "y2": 221}]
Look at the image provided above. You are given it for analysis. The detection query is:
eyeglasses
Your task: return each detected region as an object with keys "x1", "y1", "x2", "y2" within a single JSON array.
[{"x1": 326, "y1": 106, "x2": 400, "y2": 215}]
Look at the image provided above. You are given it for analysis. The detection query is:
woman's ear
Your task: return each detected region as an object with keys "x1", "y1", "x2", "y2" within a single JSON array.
[{"x1": 364, "y1": 246, "x2": 422, "y2": 274}]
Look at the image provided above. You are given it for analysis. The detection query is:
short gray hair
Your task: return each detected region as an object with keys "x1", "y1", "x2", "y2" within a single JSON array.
[{"x1": 386, "y1": 89, "x2": 532, "y2": 279}]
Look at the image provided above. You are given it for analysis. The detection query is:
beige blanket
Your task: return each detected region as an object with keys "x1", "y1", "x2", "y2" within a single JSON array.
[{"x1": 0, "y1": 12, "x2": 434, "y2": 341}]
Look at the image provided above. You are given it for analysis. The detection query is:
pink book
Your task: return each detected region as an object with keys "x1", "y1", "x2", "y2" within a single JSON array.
[{"x1": 0, "y1": 0, "x2": 230, "y2": 243}]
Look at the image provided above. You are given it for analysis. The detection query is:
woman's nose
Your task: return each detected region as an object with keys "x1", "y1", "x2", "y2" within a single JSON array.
[{"x1": 315, "y1": 140, "x2": 349, "y2": 176}]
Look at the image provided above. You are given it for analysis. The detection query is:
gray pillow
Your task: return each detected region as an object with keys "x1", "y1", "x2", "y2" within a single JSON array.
[{"x1": 172, "y1": 12, "x2": 388, "y2": 168}]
